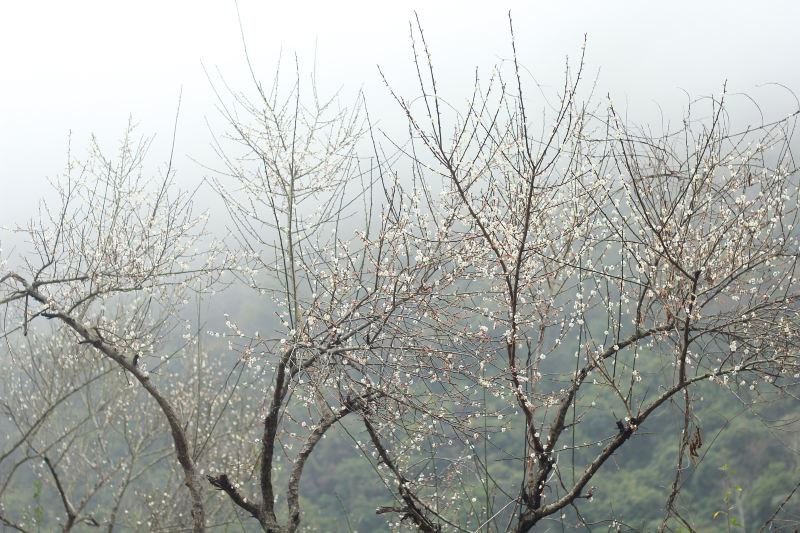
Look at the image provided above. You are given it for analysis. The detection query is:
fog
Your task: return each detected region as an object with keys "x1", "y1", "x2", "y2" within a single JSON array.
[{"x1": 2, "y1": 0, "x2": 799, "y2": 232}]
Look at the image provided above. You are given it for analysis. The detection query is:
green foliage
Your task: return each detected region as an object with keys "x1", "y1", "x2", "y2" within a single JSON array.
[{"x1": 289, "y1": 368, "x2": 799, "y2": 532}]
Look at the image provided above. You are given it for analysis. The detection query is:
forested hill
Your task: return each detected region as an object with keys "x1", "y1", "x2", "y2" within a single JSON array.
[{"x1": 292, "y1": 355, "x2": 798, "y2": 532}]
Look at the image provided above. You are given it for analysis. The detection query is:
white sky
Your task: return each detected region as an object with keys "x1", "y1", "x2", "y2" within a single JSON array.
[{"x1": 1, "y1": 1, "x2": 799, "y2": 231}]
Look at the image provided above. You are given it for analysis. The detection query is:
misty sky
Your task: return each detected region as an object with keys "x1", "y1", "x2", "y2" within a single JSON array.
[{"x1": 2, "y1": 1, "x2": 799, "y2": 233}]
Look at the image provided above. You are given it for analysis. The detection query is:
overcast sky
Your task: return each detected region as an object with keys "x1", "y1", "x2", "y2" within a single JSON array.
[{"x1": 2, "y1": 1, "x2": 799, "y2": 232}]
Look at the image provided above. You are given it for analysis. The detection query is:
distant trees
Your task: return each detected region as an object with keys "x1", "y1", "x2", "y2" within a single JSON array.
[{"x1": 2, "y1": 18, "x2": 799, "y2": 533}]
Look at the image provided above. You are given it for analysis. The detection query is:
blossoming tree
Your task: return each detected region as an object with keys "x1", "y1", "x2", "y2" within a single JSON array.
[{"x1": 2, "y1": 20, "x2": 799, "y2": 533}]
